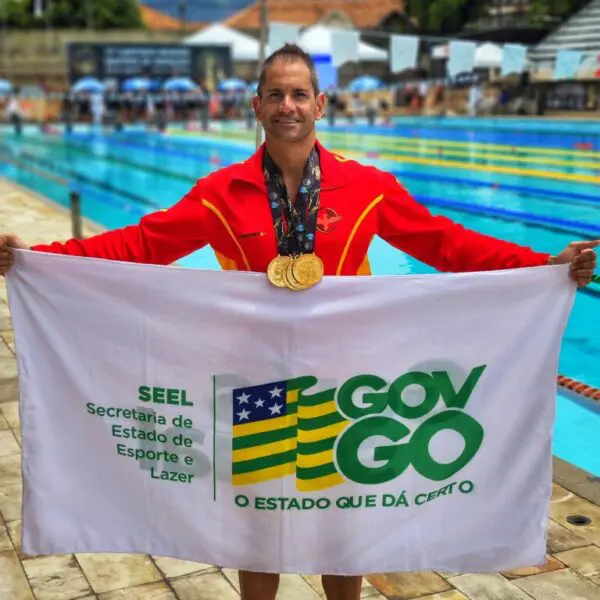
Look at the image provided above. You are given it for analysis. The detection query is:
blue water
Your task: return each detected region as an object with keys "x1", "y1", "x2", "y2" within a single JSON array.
[{"x1": 1, "y1": 119, "x2": 599, "y2": 476}]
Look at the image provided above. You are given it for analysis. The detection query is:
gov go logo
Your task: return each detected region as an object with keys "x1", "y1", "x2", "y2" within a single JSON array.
[{"x1": 334, "y1": 365, "x2": 487, "y2": 485}]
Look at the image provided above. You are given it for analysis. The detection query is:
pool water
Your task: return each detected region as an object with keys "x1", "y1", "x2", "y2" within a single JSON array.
[{"x1": 0, "y1": 118, "x2": 598, "y2": 476}]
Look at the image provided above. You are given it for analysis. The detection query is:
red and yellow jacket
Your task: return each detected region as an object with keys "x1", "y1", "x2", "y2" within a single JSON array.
[{"x1": 32, "y1": 140, "x2": 550, "y2": 274}]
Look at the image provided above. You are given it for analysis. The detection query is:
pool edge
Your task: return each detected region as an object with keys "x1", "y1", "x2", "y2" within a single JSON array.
[{"x1": 553, "y1": 456, "x2": 600, "y2": 506}]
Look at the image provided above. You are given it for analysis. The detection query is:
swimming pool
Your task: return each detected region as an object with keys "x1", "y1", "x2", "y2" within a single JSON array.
[{"x1": 0, "y1": 118, "x2": 599, "y2": 476}]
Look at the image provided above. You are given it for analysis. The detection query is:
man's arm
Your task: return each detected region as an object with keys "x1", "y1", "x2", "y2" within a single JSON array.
[
  {"x1": 30, "y1": 179, "x2": 209, "y2": 266},
  {"x1": 377, "y1": 173, "x2": 550, "y2": 272}
]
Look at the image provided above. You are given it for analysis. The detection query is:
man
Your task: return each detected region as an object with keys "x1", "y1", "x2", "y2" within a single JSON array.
[{"x1": 0, "y1": 44, "x2": 597, "y2": 600}]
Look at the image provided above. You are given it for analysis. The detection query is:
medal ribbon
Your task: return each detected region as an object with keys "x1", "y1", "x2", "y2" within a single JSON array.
[{"x1": 263, "y1": 147, "x2": 321, "y2": 256}]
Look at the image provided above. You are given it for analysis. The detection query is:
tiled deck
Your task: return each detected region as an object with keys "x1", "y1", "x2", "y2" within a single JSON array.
[{"x1": 1, "y1": 178, "x2": 599, "y2": 599}]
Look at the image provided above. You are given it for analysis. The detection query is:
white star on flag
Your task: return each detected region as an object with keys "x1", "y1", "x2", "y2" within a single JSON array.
[
  {"x1": 269, "y1": 386, "x2": 283, "y2": 398},
  {"x1": 269, "y1": 403, "x2": 283, "y2": 415},
  {"x1": 255, "y1": 399, "x2": 265, "y2": 408},
  {"x1": 237, "y1": 392, "x2": 251, "y2": 404},
  {"x1": 237, "y1": 409, "x2": 251, "y2": 421}
]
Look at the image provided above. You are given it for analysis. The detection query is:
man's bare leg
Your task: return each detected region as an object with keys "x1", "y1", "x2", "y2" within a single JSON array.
[
  {"x1": 238, "y1": 571, "x2": 280, "y2": 600},
  {"x1": 321, "y1": 575, "x2": 362, "y2": 600}
]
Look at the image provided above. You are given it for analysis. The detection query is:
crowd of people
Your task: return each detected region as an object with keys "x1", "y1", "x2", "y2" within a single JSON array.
[{"x1": 0, "y1": 71, "x2": 547, "y2": 136}]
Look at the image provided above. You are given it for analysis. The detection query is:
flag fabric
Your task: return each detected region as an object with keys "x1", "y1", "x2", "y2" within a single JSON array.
[
  {"x1": 390, "y1": 35, "x2": 420, "y2": 74},
  {"x1": 501, "y1": 44, "x2": 528, "y2": 76},
  {"x1": 7, "y1": 250, "x2": 575, "y2": 575},
  {"x1": 554, "y1": 49, "x2": 583, "y2": 80},
  {"x1": 448, "y1": 41, "x2": 477, "y2": 78},
  {"x1": 232, "y1": 377, "x2": 347, "y2": 491},
  {"x1": 331, "y1": 30, "x2": 360, "y2": 67},
  {"x1": 268, "y1": 22, "x2": 301, "y2": 54}
]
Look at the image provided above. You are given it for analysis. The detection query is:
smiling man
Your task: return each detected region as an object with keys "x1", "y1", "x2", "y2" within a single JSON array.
[{"x1": 0, "y1": 44, "x2": 597, "y2": 600}]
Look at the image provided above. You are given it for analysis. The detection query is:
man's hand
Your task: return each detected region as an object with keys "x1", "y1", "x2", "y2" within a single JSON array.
[
  {"x1": 0, "y1": 234, "x2": 29, "y2": 276},
  {"x1": 549, "y1": 240, "x2": 598, "y2": 287}
]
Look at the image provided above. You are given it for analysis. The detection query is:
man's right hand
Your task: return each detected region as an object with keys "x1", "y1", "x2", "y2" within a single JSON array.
[{"x1": 0, "y1": 234, "x2": 29, "y2": 276}]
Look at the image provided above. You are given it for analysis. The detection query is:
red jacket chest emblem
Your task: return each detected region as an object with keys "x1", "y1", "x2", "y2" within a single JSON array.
[{"x1": 317, "y1": 207, "x2": 343, "y2": 233}]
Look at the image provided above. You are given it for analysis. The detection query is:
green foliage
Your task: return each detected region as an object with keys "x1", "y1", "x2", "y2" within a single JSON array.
[
  {"x1": 409, "y1": 0, "x2": 492, "y2": 33},
  {"x1": 2, "y1": 0, "x2": 33, "y2": 27},
  {"x1": 2, "y1": 0, "x2": 143, "y2": 29},
  {"x1": 408, "y1": 0, "x2": 587, "y2": 33}
]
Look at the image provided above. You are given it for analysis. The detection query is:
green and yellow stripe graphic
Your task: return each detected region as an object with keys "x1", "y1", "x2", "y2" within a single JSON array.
[{"x1": 231, "y1": 377, "x2": 349, "y2": 491}]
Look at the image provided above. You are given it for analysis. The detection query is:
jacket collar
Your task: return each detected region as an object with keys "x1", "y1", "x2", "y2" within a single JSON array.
[{"x1": 230, "y1": 138, "x2": 347, "y2": 191}]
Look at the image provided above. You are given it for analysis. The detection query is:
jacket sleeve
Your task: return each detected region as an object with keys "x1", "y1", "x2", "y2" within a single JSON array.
[
  {"x1": 31, "y1": 179, "x2": 210, "y2": 265},
  {"x1": 377, "y1": 172, "x2": 550, "y2": 272}
]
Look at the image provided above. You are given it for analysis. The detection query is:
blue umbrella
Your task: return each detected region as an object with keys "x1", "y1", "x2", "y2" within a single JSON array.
[
  {"x1": 72, "y1": 77, "x2": 104, "y2": 94},
  {"x1": 163, "y1": 77, "x2": 198, "y2": 92},
  {"x1": 0, "y1": 79, "x2": 13, "y2": 94},
  {"x1": 122, "y1": 77, "x2": 152, "y2": 92},
  {"x1": 348, "y1": 76, "x2": 383, "y2": 92},
  {"x1": 217, "y1": 78, "x2": 247, "y2": 92}
]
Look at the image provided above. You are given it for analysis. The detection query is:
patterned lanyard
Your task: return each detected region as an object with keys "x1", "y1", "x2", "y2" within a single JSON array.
[{"x1": 263, "y1": 147, "x2": 322, "y2": 257}]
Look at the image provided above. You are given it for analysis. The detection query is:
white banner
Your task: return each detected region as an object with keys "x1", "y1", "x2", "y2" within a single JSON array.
[
  {"x1": 501, "y1": 44, "x2": 528, "y2": 76},
  {"x1": 390, "y1": 35, "x2": 420, "y2": 74},
  {"x1": 331, "y1": 30, "x2": 360, "y2": 68},
  {"x1": 7, "y1": 251, "x2": 575, "y2": 575},
  {"x1": 554, "y1": 49, "x2": 584, "y2": 80},
  {"x1": 448, "y1": 41, "x2": 477, "y2": 78},
  {"x1": 268, "y1": 22, "x2": 301, "y2": 54}
]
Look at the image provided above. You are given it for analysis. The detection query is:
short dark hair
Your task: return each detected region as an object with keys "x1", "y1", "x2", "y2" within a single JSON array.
[{"x1": 257, "y1": 43, "x2": 320, "y2": 97}]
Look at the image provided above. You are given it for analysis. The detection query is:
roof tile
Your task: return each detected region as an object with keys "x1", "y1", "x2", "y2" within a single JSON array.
[{"x1": 225, "y1": 0, "x2": 406, "y2": 30}]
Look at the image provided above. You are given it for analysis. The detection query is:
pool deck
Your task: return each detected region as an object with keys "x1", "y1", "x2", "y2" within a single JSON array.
[{"x1": 1, "y1": 177, "x2": 599, "y2": 600}]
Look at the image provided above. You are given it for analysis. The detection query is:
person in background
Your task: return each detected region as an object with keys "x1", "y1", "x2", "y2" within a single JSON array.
[
  {"x1": 326, "y1": 85, "x2": 338, "y2": 126},
  {"x1": 90, "y1": 91, "x2": 105, "y2": 129},
  {"x1": 5, "y1": 92, "x2": 23, "y2": 136}
]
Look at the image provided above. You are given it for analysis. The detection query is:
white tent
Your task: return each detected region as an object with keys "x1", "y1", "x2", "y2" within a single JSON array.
[
  {"x1": 183, "y1": 23, "x2": 260, "y2": 61},
  {"x1": 298, "y1": 25, "x2": 388, "y2": 62},
  {"x1": 475, "y1": 43, "x2": 503, "y2": 68},
  {"x1": 432, "y1": 42, "x2": 504, "y2": 69}
]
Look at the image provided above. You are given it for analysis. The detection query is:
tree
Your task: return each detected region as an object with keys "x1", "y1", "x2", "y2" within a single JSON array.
[
  {"x1": 3, "y1": 0, "x2": 34, "y2": 28},
  {"x1": 408, "y1": 0, "x2": 586, "y2": 34},
  {"x1": 4, "y1": 0, "x2": 143, "y2": 29},
  {"x1": 408, "y1": 0, "x2": 488, "y2": 34}
]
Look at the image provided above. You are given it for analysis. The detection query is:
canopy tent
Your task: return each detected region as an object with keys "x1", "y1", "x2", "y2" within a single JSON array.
[
  {"x1": 184, "y1": 22, "x2": 387, "y2": 63},
  {"x1": 298, "y1": 25, "x2": 388, "y2": 62},
  {"x1": 184, "y1": 23, "x2": 260, "y2": 61},
  {"x1": 72, "y1": 77, "x2": 104, "y2": 94},
  {"x1": 431, "y1": 42, "x2": 504, "y2": 69},
  {"x1": 475, "y1": 43, "x2": 503, "y2": 68},
  {"x1": 348, "y1": 75, "x2": 383, "y2": 92},
  {"x1": 0, "y1": 79, "x2": 14, "y2": 94},
  {"x1": 163, "y1": 77, "x2": 198, "y2": 92}
]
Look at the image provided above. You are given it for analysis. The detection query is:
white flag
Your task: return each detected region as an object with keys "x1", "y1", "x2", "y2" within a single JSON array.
[
  {"x1": 331, "y1": 30, "x2": 360, "y2": 68},
  {"x1": 448, "y1": 41, "x2": 477, "y2": 78},
  {"x1": 390, "y1": 35, "x2": 420, "y2": 74},
  {"x1": 7, "y1": 251, "x2": 574, "y2": 575},
  {"x1": 268, "y1": 22, "x2": 301, "y2": 53},
  {"x1": 554, "y1": 49, "x2": 583, "y2": 80},
  {"x1": 501, "y1": 44, "x2": 527, "y2": 77}
]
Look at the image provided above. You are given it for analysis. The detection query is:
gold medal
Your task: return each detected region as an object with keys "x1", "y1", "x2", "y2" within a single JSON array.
[
  {"x1": 291, "y1": 254, "x2": 324, "y2": 289},
  {"x1": 267, "y1": 255, "x2": 293, "y2": 288},
  {"x1": 285, "y1": 259, "x2": 307, "y2": 291}
]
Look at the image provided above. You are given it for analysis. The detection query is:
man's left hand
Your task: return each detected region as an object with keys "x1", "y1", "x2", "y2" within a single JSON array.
[{"x1": 549, "y1": 240, "x2": 598, "y2": 287}]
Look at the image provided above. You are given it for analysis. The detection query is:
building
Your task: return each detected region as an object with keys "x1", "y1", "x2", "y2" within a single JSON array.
[
  {"x1": 529, "y1": 0, "x2": 600, "y2": 68},
  {"x1": 139, "y1": 3, "x2": 204, "y2": 31},
  {"x1": 458, "y1": 0, "x2": 551, "y2": 44},
  {"x1": 223, "y1": 0, "x2": 409, "y2": 36},
  {"x1": 139, "y1": 0, "x2": 253, "y2": 26}
]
